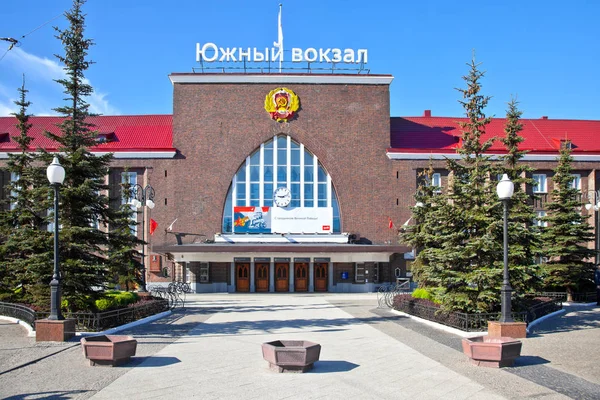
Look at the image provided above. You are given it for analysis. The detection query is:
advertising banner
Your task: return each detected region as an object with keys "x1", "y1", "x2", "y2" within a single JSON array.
[
  {"x1": 233, "y1": 206, "x2": 271, "y2": 233},
  {"x1": 271, "y1": 207, "x2": 333, "y2": 233}
]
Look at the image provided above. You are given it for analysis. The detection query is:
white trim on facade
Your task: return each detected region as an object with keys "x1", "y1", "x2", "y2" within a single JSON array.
[
  {"x1": 386, "y1": 152, "x2": 600, "y2": 161},
  {"x1": 171, "y1": 251, "x2": 391, "y2": 263},
  {"x1": 0, "y1": 151, "x2": 177, "y2": 159},
  {"x1": 215, "y1": 233, "x2": 349, "y2": 244},
  {"x1": 169, "y1": 74, "x2": 394, "y2": 85}
]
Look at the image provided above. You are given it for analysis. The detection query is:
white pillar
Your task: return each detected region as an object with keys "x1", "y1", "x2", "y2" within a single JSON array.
[
  {"x1": 229, "y1": 262, "x2": 235, "y2": 293},
  {"x1": 328, "y1": 262, "x2": 334, "y2": 292},
  {"x1": 309, "y1": 261, "x2": 315, "y2": 292},
  {"x1": 269, "y1": 261, "x2": 275, "y2": 292},
  {"x1": 250, "y1": 261, "x2": 255, "y2": 292}
]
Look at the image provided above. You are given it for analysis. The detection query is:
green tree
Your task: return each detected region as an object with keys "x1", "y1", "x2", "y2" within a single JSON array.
[
  {"x1": 0, "y1": 78, "x2": 52, "y2": 306},
  {"x1": 400, "y1": 162, "x2": 443, "y2": 292},
  {"x1": 41, "y1": 0, "x2": 115, "y2": 309},
  {"x1": 540, "y1": 143, "x2": 596, "y2": 298},
  {"x1": 402, "y1": 58, "x2": 505, "y2": 313},
  {"x1": 106, "y1": 176, "x2": 144, "y2": 291},
  {"x1": 496, "y1": 98, "x2": 541, "y2": 297}
]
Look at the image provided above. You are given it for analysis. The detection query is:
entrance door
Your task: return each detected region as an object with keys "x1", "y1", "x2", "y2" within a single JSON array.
[
  {"x1": 255, "y1": 263, "x2": 269, "y2": 292},
  {"x1": 275, "y1": 263, "x2": 289, "y2": 292},
  {"x1": 294, "y1": 263, "x2": 308, "y2": 292},
  {"x1": 236, "y1": 263, "x2": 250, "y2": 292},
  {"x1": 315, "y1": 263, "x2": 328, "y2": 292}
]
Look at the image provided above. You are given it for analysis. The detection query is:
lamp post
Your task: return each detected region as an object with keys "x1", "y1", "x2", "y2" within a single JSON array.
[
  {"x1": 584, "y1": 190, "x2": 600, "y2": 265},
  {"x1": 131, "y1": 184, "x2": 155, "y2": 292},
  {"x1": 47, "y1": 157, "x2": 65, "y2": 320},
  {"x1": 497, "y1": 174, "x2": 515, "y2": 323}
]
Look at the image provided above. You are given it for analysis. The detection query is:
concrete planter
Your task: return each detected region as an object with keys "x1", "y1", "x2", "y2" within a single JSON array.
[
  {"x1": 462, "y1": 335, "x2": 522, "y2": 368},
  {"x1": 261, "y1": 340, "x2": 321, "y2": 373},
  {"x1": 81, "y1": 335, "x2": 137, "y2": 366}
]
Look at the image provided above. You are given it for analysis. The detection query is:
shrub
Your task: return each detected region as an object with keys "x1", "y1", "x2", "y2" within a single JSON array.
[{"x1": 95, "y1": 298, "x2": 115, "y2": 312}]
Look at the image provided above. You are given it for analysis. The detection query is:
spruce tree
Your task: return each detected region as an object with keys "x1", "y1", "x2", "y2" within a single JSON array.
[
  {"x1": 106, "y1": 176, "x2": 144, "y2": 291},
  {"x1": 401, "y1": 162, "x2": 444, "y2": 291},
  {"x1": 405, "y1": 58, "x2": 500, "y2": 313},
  {"x1": 496, "y1": 98, "x2": 541, "y2": 298},
  {"x1": 41, "y1": 0, "x2": 114, "y2": 309},
  {"x1": 540, "y1": 143, "x2": 596, "y2": 298},
  {"x1": 0, "y1": 78, "x2": 52, "y2": 306}
]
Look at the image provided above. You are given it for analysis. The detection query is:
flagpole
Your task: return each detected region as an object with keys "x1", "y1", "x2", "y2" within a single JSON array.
[{"x1": 276, "y1": 3, "x2": 283, "y2": 73}]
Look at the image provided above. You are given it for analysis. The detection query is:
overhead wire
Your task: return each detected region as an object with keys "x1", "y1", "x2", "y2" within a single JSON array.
[{"x1": 0, "y1": 12, "x2": 63, "y2": 63}]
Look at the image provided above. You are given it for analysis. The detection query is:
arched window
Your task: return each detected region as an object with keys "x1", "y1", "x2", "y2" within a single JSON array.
[{"x1": 222, "y1": 135, "x2": 341, "y2": 233}]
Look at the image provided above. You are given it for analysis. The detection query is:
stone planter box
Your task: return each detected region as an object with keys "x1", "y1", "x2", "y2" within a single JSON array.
[
  {"x1": 462, "y1": 335, "x2": 522, "y2": 368},
  {"x1": 81, "y1": 335, "x2": 137, "y2": 366},
  {"x1": 261, "y1": 340, "x2": 321, "y2": 373}
]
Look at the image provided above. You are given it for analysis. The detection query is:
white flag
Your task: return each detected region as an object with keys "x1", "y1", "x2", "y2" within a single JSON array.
[{"x1": 273, "y1": 4, "x2": 283, "y2": 50}]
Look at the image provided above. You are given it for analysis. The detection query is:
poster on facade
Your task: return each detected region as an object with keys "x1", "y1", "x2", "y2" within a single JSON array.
[
  {"x1": 233, "y1": 206, "x2": 271, "y2": 233},
  {"x1": 271, "y1": 207, "x2": 333, "y2": 233}
]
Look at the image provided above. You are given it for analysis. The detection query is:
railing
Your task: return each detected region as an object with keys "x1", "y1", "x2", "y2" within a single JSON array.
[
  {"x1": 392, "y1": 296, "x2": 562, "y2": 332},
  {"x1": 149, "y1": 281, "x2": 191, "y2": 309},
  {"x1": 377, "y1": 280, "x2": 412, "y2": 308},
  {"x1": 534, "y1": 292, "x2": 596, "y2": 302},
  {"x1": 0, "y1": 302, "x2": 37, "y2": 328},
  {"x1": 34, "y1": 298, "x2": 170, "y2": 332}
]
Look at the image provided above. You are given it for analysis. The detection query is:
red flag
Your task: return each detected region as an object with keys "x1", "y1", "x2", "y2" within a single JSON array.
[
  {"x1": 388, "y1": 217, "x2": 393, "y2": 229},
  {"x1": 149, "y1": 219, "x2": 158, "y2": 235}
]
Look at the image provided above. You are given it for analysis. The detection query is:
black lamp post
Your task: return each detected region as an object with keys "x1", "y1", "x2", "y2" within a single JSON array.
[
  {"x1": 46, "y1": 157, "x2": 65, "y2": 320},
  {"x1": 497, "y1": 174, "x2": 515, "y2": 323},
  {"x1": 131, "y1": 184, "x2": 155, "y2": 292}
]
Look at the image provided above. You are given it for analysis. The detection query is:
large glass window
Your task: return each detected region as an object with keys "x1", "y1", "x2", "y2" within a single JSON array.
[
  {"x1": 533, "y1": 174, "x2": 547, "y2": 193},
  {"x1": 222, "y1": 135, "x2": 341, "y2": 233}
]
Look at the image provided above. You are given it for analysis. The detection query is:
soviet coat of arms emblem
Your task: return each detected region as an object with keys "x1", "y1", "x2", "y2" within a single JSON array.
[{"x1": 264, "y1": 87, "x2": 300, "y2": 122}]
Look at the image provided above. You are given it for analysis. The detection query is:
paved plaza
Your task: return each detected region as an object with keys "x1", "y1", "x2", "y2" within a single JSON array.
[{"x1": 0, "y1": 293, "x2": 599, "y2": 399}]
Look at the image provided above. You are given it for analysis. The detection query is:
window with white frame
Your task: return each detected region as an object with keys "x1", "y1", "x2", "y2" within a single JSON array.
[
  {"x1": 534, "y1": 210, "x2": 548, "y2": 227},
  {"x1": 121, "y1": 172, "x2": 138, "y2": 235},
  {"x1": 533, "y1": 174, "x2": 547, "y2": 193},
  {"x1": 424, "y1": 172, "x2": 442, "y2": 193},
  {"x1": 571, "y1": 174, "x2": 581, "y2": 191},
  {"x1": 222, "y1": 135, "x2": 341, "y2": 233}
]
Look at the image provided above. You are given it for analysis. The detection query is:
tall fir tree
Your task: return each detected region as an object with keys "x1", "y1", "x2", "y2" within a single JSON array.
[
  {"x1": 0, "y1": 78, "x2": 53, "y2": 306},
  {"x1": 496, "y1": 98, "x2": 541, "y2": 297},
  {"x1": 41, "y1": 0, "x2": 114, "y2": 308},
  {"x1": 540, "y1": 143, "x2": 596, "y2": 298},
  {"x1": 106, "y1": 175, "x2": 144, "y2": 291},
  {"x1": 400, "y1": 161, "x2": 444, "y2": 291},
  {"x1": 403, "y1": 58, "x2": 504, "y2": 313}
]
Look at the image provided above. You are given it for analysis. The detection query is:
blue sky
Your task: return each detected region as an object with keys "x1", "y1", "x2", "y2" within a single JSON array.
[{"x1": 1, "y1": 0, "x2": 599, "y2": 120}]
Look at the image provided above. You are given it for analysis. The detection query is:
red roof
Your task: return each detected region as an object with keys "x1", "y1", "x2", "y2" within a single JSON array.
[
  {"x1": 390, "y1": 115, "x2": 600, "y2": 154},
  {"x1": 0, "y1": 115, "x2": 173, "y2": 153}
]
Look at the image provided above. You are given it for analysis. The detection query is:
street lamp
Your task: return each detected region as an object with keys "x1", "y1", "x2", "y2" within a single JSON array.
[
  {"x1": 46, "y1": 157, "x2": 65, "y2": 320},
  {"x1": 131, "y1": 184, "x2": 155, "y2": 292},
  {"x1": 496, "y1": 174, "x2": 515, "y2": 323}
]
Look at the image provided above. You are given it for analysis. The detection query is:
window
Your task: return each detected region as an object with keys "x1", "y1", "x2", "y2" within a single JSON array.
[
  {"x1": 222, "y1": 135, "x2": 341, "y2": 233},
  {"x1": 424, "y1": 172, "x2": 442, "y2": 193},
  {"x1": 571, "y1": 174, "x2": 581, "y2": 191},
  {"x1": 535, "y1": 256, "x2": 549, "y2": 265},
  {"x1": 355, "y1": 263, "x2": 365, "y2": 283},
  {"x1": 121, "y1": 172, "x2": 138, "y2": 235},
  {"x1": 534, "y1": 211, "x2": 547, "y2": 227},
  {"x1": 199, "y1": 263, "x2": 209, "y2": 283},
  {"x1": 533, "y1": 174, "x2": 547, "y2": 193}
]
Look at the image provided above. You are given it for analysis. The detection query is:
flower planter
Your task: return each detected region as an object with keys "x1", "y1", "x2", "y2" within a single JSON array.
[
  {"x1": 261, "y1": 340, "x2": 321, "y2": 373},
  {"x1": 81, "y1": 335, "x2": 137, "y2": 366},
  {"x1": 462, "y1": 335, "x2": 522, "y2": 368}
]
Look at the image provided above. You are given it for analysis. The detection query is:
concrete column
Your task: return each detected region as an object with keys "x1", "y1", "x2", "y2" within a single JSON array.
[
  {"x1": 229, "y1": 262, "x2": 235, "y2": 293},
  {"x1": 250, "y1": 261, "x2": 255, "y2": 292},
  {"x1": 269, "y1": 262, "x2": 275, "y2": 292},
  {"x1": 289, "y1": 263, "x2": 294, "y2": 292},
  {"x1": 328, "y1": 262, "x2": 334, "y2": 292},
  {"x1": 309, "y1": 261, "x2": 315, "y2": 292}
]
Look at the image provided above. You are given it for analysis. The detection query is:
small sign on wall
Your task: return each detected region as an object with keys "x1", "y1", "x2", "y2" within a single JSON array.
[{"x1": 341, "y1": 272, "x2": 349, "y2": 280}]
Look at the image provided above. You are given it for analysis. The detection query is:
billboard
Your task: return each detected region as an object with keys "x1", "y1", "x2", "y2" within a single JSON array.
[
  {"x1": 271, "y1": 207, "x2": 333, "y2": 234},
  {"x1": 233, "y1": 207, "x2": 271, "y2": 233}
]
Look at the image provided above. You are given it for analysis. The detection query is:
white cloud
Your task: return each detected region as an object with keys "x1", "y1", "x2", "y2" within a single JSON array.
[{"x1": 0, "y1": 47, "x2": 119, "y2": 116}]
